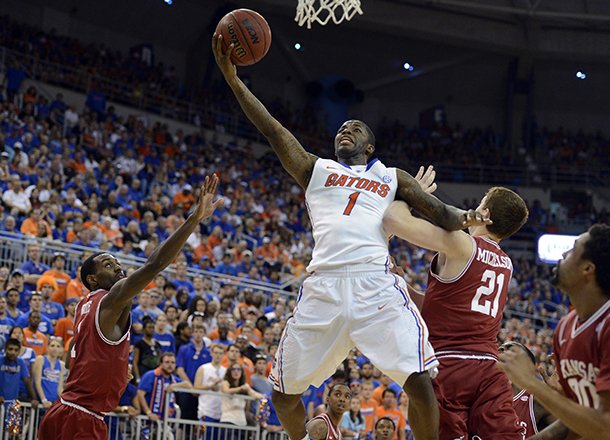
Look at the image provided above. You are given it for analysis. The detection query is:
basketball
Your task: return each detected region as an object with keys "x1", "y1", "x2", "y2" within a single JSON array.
[{"x1": 215, "y1": 9, "x2": 272, "y2": 66}]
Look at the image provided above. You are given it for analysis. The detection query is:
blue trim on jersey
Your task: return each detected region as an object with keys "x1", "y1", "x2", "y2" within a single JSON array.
[
  {"x1": 391, "y1": 272, "x2": 424, "y2": 372},
  {"x1": 277, "y1": 319, "x2": 293, "y2": 393},
  {"x1": 339, "y1": 158, "x2": 379, "y2": 171},
  {"x1": 365, "y1": 158, "x2": 379, "y2": 171},
  {"x1": 424, "y1": 357, "x2": 438, "y2": 367}
]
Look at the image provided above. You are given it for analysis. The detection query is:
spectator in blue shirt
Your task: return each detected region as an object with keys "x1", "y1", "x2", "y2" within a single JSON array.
[
  {"x1": 16, "y1": 293, "x2": 54, "y2": 336},
  {"x1": 5, "y1": 62, "x2": 26, "y2": 102},
  {"x1": 0, "y1": 338, "x2": 37, "y2": 405},
  {"x1": 153, "y1": 314, "x2": 175, "y2": 354},
  {"x1": 19, "y1": 243, "x2": 49, "y2": 292},
  {"x1": 38, "y1": 277, "x2": 64, "y2": 326},
  {"x1": 176, "y1": 324, "x2": 211, "y2": 436},
  {"x1": 8, "y1": 270, "x2": 32, "y2": 312},
  {"x1": 171, "y1": 262, "x2": 195, "y2": 294},
  {"x1": 0, "y1": 297, "x2": 15, "y2": 351},
  {"x1": 137, "y1": 352, "x2": 190, "y2": 420},
  {"x1": 85, "y1": 87, "x2": 107, "y2": 118},
  {"x1": 214, "y1": 253, "x2": 237, "y2": 276},
  {"x1": 132, "y1": 290, "x2": 163, "y2": 329}
]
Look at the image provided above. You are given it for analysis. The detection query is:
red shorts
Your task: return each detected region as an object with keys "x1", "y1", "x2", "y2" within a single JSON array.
[
  {"x1": 38, "y1": 401, "x2": 107, "y2": 440},
  {"x1": 433, "y1": 356, "x2": 524, "y2": 440}
]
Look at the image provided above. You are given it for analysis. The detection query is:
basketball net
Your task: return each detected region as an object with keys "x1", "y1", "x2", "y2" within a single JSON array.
[{"x1": 295, "y1": 0, "x2": 363, "y2": 28}]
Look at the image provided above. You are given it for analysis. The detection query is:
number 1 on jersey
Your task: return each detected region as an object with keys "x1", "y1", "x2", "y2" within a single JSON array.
[{"x1": 343, "y1": 192, "x2": 360, "y2": 216}]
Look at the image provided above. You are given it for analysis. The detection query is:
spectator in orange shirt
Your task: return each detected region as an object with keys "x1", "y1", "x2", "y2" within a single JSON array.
[
  {"x1": 54, "y1": 297, "x2": 78, "y2": 343},
  {"x1": 66, "y1": 265, "x2": 88, "y2": 301},
  {"x1": 193, "y1": 240, "x2": 215, "y2": 265},
  {"x1": 100, "y1": 216, "x2": 124, "y2": 248},
  {"x1": 23, "y1": 311, "x2": 48, "y2": 356},
  {"x1": 220, "y1": 343, "x2": 254, "y2": 385},
  {"x1": 173, "y1": 184, "x2": 196, "y2": 211},
  {"x1": 372, "y1": 374, "x2": 393, "y2": 406},
  {"x1": 254, "y1": 237, "x2": 279, "y2": 262},
  {"x1": 65, "y1": 218, "x2": 84, "y2": 243},
  {"x1": 374, "y1": 389, "x2": 407, "y2": 440},
  {"x1": 20, "y1": 209, "x2": 52, "y2": 238},
  {"x1": 42, "y1": 252, "x2": 71, "y2": 302},
  {"x1": 207, "y1": 226, "x2": 223, "y2": 250},
  {"x1": 360, "y1": 381, "x2": 377, "y2": 434}
]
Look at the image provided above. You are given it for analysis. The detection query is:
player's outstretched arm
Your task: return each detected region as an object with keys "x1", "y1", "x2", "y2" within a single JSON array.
[
  {"x1": 212, "y1": 34, "x2": 316, "y2": 189},
  {"x1": 395, "y1": 168, "x2": 490, "y2": 231},
  {"x1": 499, "y1": 348, "x2": 610, "y2": 439},
  {"x1": 100, "y1": 176, "x2": 223, "y2": 336},
  {"x1": 383, "y1": 200, "x2": 473, "y2": 259}
]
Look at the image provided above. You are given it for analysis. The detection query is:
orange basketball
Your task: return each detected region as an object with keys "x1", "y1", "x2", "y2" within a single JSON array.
[{"x1": 215, "y1": 9, "x2": 272, "y2": 66}]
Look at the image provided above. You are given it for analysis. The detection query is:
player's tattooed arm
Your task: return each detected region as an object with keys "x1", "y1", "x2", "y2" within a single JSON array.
[
  {"x1": 527, "y1": 420, "x2": 570, "y2": 440},
  {"x1": 212, "y1": 34, "x2": 316, "y2": 189},
  {"x1": 395, "y1": 168, "x2": 491, "y2": 230},
  {"x1": 306, "y1": 419, "x2": 329, "y2": 440}
]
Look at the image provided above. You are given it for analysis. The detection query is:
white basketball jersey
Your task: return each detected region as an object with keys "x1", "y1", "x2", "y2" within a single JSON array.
[{"x1": 305, "y1": 158, "x2": 397, "y2": 272}]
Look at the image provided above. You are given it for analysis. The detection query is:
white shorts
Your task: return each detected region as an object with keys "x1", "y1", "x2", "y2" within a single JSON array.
[{"x1": 269, "y1": 268, "x2": 438, "y2": 394}]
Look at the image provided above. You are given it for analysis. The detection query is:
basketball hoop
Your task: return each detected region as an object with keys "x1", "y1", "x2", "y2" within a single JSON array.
[{"x1": 295, "y1": 0, "x2": 363, "y2": 28}]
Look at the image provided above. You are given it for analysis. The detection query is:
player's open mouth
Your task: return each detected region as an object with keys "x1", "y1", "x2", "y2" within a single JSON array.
[{"x1": 339, "y1": 136, "x2": 353, "y2": 144}]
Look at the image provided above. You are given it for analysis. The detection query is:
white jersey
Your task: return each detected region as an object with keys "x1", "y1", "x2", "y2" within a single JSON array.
[{"x1": 305, "y1": 158, "x2": 397, "y2": 272}]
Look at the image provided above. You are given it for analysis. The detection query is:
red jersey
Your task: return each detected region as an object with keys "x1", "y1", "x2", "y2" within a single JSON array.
[
  {"x1": 422, "y1": 236, "x2": 513, "y2": 357},
  {"x1": 61, "y1": 289, "x2": 131, "y2": 415},
  {"x1": 311, "y1": 413, "x2": 342, "y2": 440},
  {"x1": 553, "y1": 299, "x2": 610, "y2": 411},
  {"x1": 513, "y1": 389, "x2": 538, "y2": 438}
]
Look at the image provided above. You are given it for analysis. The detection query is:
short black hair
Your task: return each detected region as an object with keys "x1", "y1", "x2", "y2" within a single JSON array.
[
  {"x1": 382, "y1": 388, "x2": 397, "y2": 399},
  {"x1": 5, "y1": 338, "x2": 21, "y2": 349},
  {"x1": 504, "y1": 342, "x2": 536, "y2": 365},
  {"x1": 81, "y1": 252, "x2": 105, "y2": 290},
  {"x1": 375, "y1": 416, "x2": 396, "y2": 431},
  {"x1": 141, "y1": 316, "x2": 155, "y2": 327},
  {"x1": 583, "y1": 224, "x2": 610, "y2": 295},
  {"x1": 328, "y1": 382, "x2": 350, "y2": 394}
]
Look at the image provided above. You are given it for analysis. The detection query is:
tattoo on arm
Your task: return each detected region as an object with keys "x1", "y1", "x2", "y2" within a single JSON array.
[
  {"x1": 395, "y1": 169, "x2": 466, "y2": 230},
  {"x1": 231, "y1": 78, "x2": 316, "y2": 189}
]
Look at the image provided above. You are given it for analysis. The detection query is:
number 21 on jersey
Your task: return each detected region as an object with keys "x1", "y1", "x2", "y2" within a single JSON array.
[{"x1": 471, "y1": 269, "x2": 505, "y2": 317}]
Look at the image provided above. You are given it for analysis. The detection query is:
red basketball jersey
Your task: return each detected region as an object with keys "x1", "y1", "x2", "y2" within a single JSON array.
[
  {"x1": 422, "y1": 236, "x2": 513, "y2": 356},
  {"x1": 513, "y1": 389, "x2": 538, "y2": 438},
  {"x1": 61, "y1": 289, "x2": 131, "y2": 414},
  {"x1": 553, "y1": 299, "x2": 610, "y2": 411},
  {"x1": 311, "y1": 413, "x2": 342, "y2": 440}
]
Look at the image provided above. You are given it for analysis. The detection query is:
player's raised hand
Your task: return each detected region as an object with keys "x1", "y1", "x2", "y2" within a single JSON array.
[
  {"x1": 212, "y1": 33, "x2": 237, "y2": 79},
  {"x1": 498, "y1": 346, "x2": 538, "y2": 390},
  {"x1": 462, "y1": 209, "x2": 492, "y2": 228},
  {"x1": 414, "y1": 165, "x2": 437, "y2": 194},
  {"x1": 193, "y1": 175, "x2": 224, "y2": 222}
]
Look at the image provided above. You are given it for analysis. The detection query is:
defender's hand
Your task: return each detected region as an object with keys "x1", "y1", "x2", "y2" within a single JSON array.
[
  {"x1": 414, "y1": 165, "x2": 437, "y2": 194},
  {"x1": 193, "y1": 174, "x2": 224, "y2": 222}
]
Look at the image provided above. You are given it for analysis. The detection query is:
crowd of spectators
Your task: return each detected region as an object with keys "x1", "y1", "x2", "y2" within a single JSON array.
[
  {"x1": 0, "y1": 15, "x2": 605, "y2": 439},
  {"x1": 0, "y1": 82, "x2": 572, "y2": 439}
]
